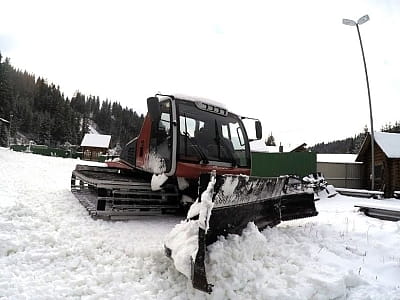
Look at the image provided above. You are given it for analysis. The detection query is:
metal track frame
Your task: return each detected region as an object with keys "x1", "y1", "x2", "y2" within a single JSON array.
[{"x1": 71, "y1": 165, "x2": 180, "y2": 220}]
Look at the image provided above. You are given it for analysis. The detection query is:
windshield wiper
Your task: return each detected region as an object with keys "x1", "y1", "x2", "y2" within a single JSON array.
[
  {"x1": 182, "y1": 114, "x2": 209, "y2": 164},
  {"x1": 183, "y1": 131, "x2": 209, "y2": 164}
]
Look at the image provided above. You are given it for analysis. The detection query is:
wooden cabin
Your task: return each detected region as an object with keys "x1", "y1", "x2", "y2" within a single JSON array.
[
  {"x1": 356, "y1": 132, "x2": 400, "y2": 197},
  {"x1": 80, "y1": 134, "x2": 111, "y2": 161}
]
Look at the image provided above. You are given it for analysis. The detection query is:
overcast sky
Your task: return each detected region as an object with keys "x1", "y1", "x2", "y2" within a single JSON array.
[{"x1": 1, "y1": 0, "x2": 399, "y2": 146}]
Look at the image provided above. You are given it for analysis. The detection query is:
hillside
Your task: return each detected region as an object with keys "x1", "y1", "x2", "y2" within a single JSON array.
[
  {"x1": 0, "y1": 52, "x2": 144, "y2": 148},
  {"x1": 309, "y1": 132, "x2": 367, "y2": 154},
  {"x1": 310, "y1": 122, "x2": 400, "y2": 154}
]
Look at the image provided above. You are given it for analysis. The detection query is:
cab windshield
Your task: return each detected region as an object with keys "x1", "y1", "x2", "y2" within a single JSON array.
[{"x1": 177, "y1": 100, "x2": 250, "y2": 168}]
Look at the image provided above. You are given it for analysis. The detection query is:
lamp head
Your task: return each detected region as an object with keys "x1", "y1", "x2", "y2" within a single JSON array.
[
  {"x1": 357, "y1": 15, "x2": 370, "y2": 25},
  {"x1": 342, "y1": 19, "x2": 356, "y2": 26}
]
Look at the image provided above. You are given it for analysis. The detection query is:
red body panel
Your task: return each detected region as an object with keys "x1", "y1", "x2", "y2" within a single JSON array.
[{"x1": 175, "y1": 161, "x2": 250, "y2": 179}]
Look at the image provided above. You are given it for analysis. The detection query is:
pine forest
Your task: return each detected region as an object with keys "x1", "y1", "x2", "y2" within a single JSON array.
[{"x1": 0, "y1": 52, "x2": 144, "y2": 148}]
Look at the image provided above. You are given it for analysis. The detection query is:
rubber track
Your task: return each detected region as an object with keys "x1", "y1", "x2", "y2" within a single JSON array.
[{"x1": 71, "y1": 165, "x2": 180, "y2": 220}]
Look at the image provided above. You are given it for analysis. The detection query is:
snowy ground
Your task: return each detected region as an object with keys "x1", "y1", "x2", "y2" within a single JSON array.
[{"x1": 0, "y1": 148, "x2": 399, "y2": 299}]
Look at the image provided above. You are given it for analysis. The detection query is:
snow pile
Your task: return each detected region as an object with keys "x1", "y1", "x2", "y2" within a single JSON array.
[
  {"x1": 164, "y1": 176, "x2": 216, "y2": 278},
  {"x1": 1, "y1": 147, "x2": 400, "y2": 299},
  {"x1": 205, "y1": 196, "x2": 400, "y2": 299},
  {"x1": 315, "y1": 184, "x2": 337, "y2": 199},
  {"x1": 198, "y1": 176, "x2": 215, "y2": 231},
  {"x1": 163, "y1": 220, "x2": 199, "y2": 278},
  {"x1": 151, "y1": 173, "x2": 168, "y2": 191}
]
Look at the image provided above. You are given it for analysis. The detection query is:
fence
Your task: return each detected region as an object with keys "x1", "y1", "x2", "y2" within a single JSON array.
[{"x1": 317, "y1": 162, "x2": 362, "y2": 189}]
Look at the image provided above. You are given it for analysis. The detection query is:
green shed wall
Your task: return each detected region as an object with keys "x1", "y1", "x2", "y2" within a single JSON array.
[
  {"x1": 250, "y1": 152, "x2": 317, "y2": 178},
  {"x1": 10, "y1": 144, "x2": 72, "y2": 158}
]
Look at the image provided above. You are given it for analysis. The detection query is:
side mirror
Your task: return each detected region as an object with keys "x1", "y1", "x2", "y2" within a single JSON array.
[
  {"x1": 147, "y1": 97, "x2": 161, "y2": 122},
  {"x1": 255, "y1": 120, "x2": 262, "y2": 140}
]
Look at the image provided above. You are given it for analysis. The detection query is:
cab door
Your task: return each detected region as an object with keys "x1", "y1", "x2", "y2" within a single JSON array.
[{"x1": 146, "y1": 99, "x2": 173, "y2": 174}]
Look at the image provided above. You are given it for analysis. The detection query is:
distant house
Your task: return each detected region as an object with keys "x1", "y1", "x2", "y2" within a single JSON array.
[
  {"x1": 356, "y1": 131, "x2": 400, "y2": 197},
  {"x1": 80, "y1": 134, "x2": 111, "y2": 161}
]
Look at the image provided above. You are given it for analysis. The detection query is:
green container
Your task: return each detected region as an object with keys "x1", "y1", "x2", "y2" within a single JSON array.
[
  {"x1": 98, "y1": 155, "x2": 107, "y2": 163},
  {"x1": 72, "y1": 152, "x2": 83, "y2": 159},
  {"x1": 10, "y1": 144, "x2": 28, "y2": 152},
  {"x1": 10, "y1": 144, "x2": 71, "y2": 158},
  {"x1": 251, "y1": 152, "x2": 316, "y2": 178},
  {"x1": 31, "y1": 146, "x2": 71, "y2": 158}
]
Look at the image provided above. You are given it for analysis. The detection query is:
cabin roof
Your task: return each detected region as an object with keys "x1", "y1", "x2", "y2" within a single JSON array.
[{"x1": 81, "y1": 134, "x2": 111, "y2": 148}]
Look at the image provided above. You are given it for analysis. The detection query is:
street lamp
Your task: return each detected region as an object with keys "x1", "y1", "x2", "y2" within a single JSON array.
[{"x1": 343, "y1": 14, "x2": 375, "y2": 190}]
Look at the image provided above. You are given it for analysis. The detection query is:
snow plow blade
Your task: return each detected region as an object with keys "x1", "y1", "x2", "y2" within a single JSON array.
[{"x1": 165, "y1": 173, "x2": 318, "y2": 293}]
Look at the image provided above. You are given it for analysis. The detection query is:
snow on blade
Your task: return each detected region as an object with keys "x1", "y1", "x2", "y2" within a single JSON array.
[
  {"x1": 198, "y1": 175, "x2": 215, "y2": 232},
  {"x1": 186, "y1": 199, "x2": 201, "y2": 220},
  {"x1": 164, "y1": 175, "x2": 216, "y2": 280},
  {"x1": 164, "y1": 220, "x2": 199, "y2": 278},
  {"x1": 221, "y1": 175, "x2": 239, "y2": 196}
]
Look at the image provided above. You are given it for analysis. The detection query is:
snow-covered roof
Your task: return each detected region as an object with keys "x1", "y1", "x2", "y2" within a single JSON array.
[
  {"x1": 159, "y1": 93, "x2": 228, "y2": 110},
  {"x1": 250, "y1": 140, "x2": 269, "y2": 152},
  {"x1": 81, "y1": 134, "x2": 111, "y2": 148},
  {"x1": 373, "y1": 131, "x2": 400, "y2": 158},
  {"x1": 317, "y1": 154, "x2": 361, "y2": 164},
  {"x1": 250, "y1": 140, "x2": 305, "y2": 153}
]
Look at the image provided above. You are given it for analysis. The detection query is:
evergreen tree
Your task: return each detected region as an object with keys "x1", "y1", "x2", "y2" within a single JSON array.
[
  {"x1": 0, "y1": 55, "x2": 14, "y2": 119},
  {"x1": 0, "y1": 122, "x2": 9, "y2": 147},
  {"x1": 266, "y1": 132, "x2": 276, "y2": 146},
  {"x1": 382, "y1": 121, "x2": 400, "y2": 133},
  {"x1": 0, "y1": 54, "x2": 146, "y2": 148},
  {"x1": 39, "y1": 113, "x2": 51, "y2": 144}
]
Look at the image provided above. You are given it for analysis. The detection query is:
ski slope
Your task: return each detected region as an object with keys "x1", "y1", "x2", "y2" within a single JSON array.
[{"x1": 0, "y1": 148, "x2": 399, "y2": 299}]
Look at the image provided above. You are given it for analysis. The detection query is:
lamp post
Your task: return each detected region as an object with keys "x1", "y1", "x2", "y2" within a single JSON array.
[{"x1": 343, "y1": 15, "x2": 375, "y2": 190}]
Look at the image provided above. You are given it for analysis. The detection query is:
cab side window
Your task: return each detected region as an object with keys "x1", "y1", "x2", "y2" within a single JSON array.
[{"x1": 150, "y1": 100, "x2": 172, "y2": 172}]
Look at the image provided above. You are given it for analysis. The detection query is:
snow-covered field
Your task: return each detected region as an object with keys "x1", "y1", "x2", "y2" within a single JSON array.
[{"x1": 0, "y1": 148, "x2": 399, "y2": 299}]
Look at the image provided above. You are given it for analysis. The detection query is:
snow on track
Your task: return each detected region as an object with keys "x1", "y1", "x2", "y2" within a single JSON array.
[{"x1": 0, "y1": 148, "x2": 399, "y2": 299}]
